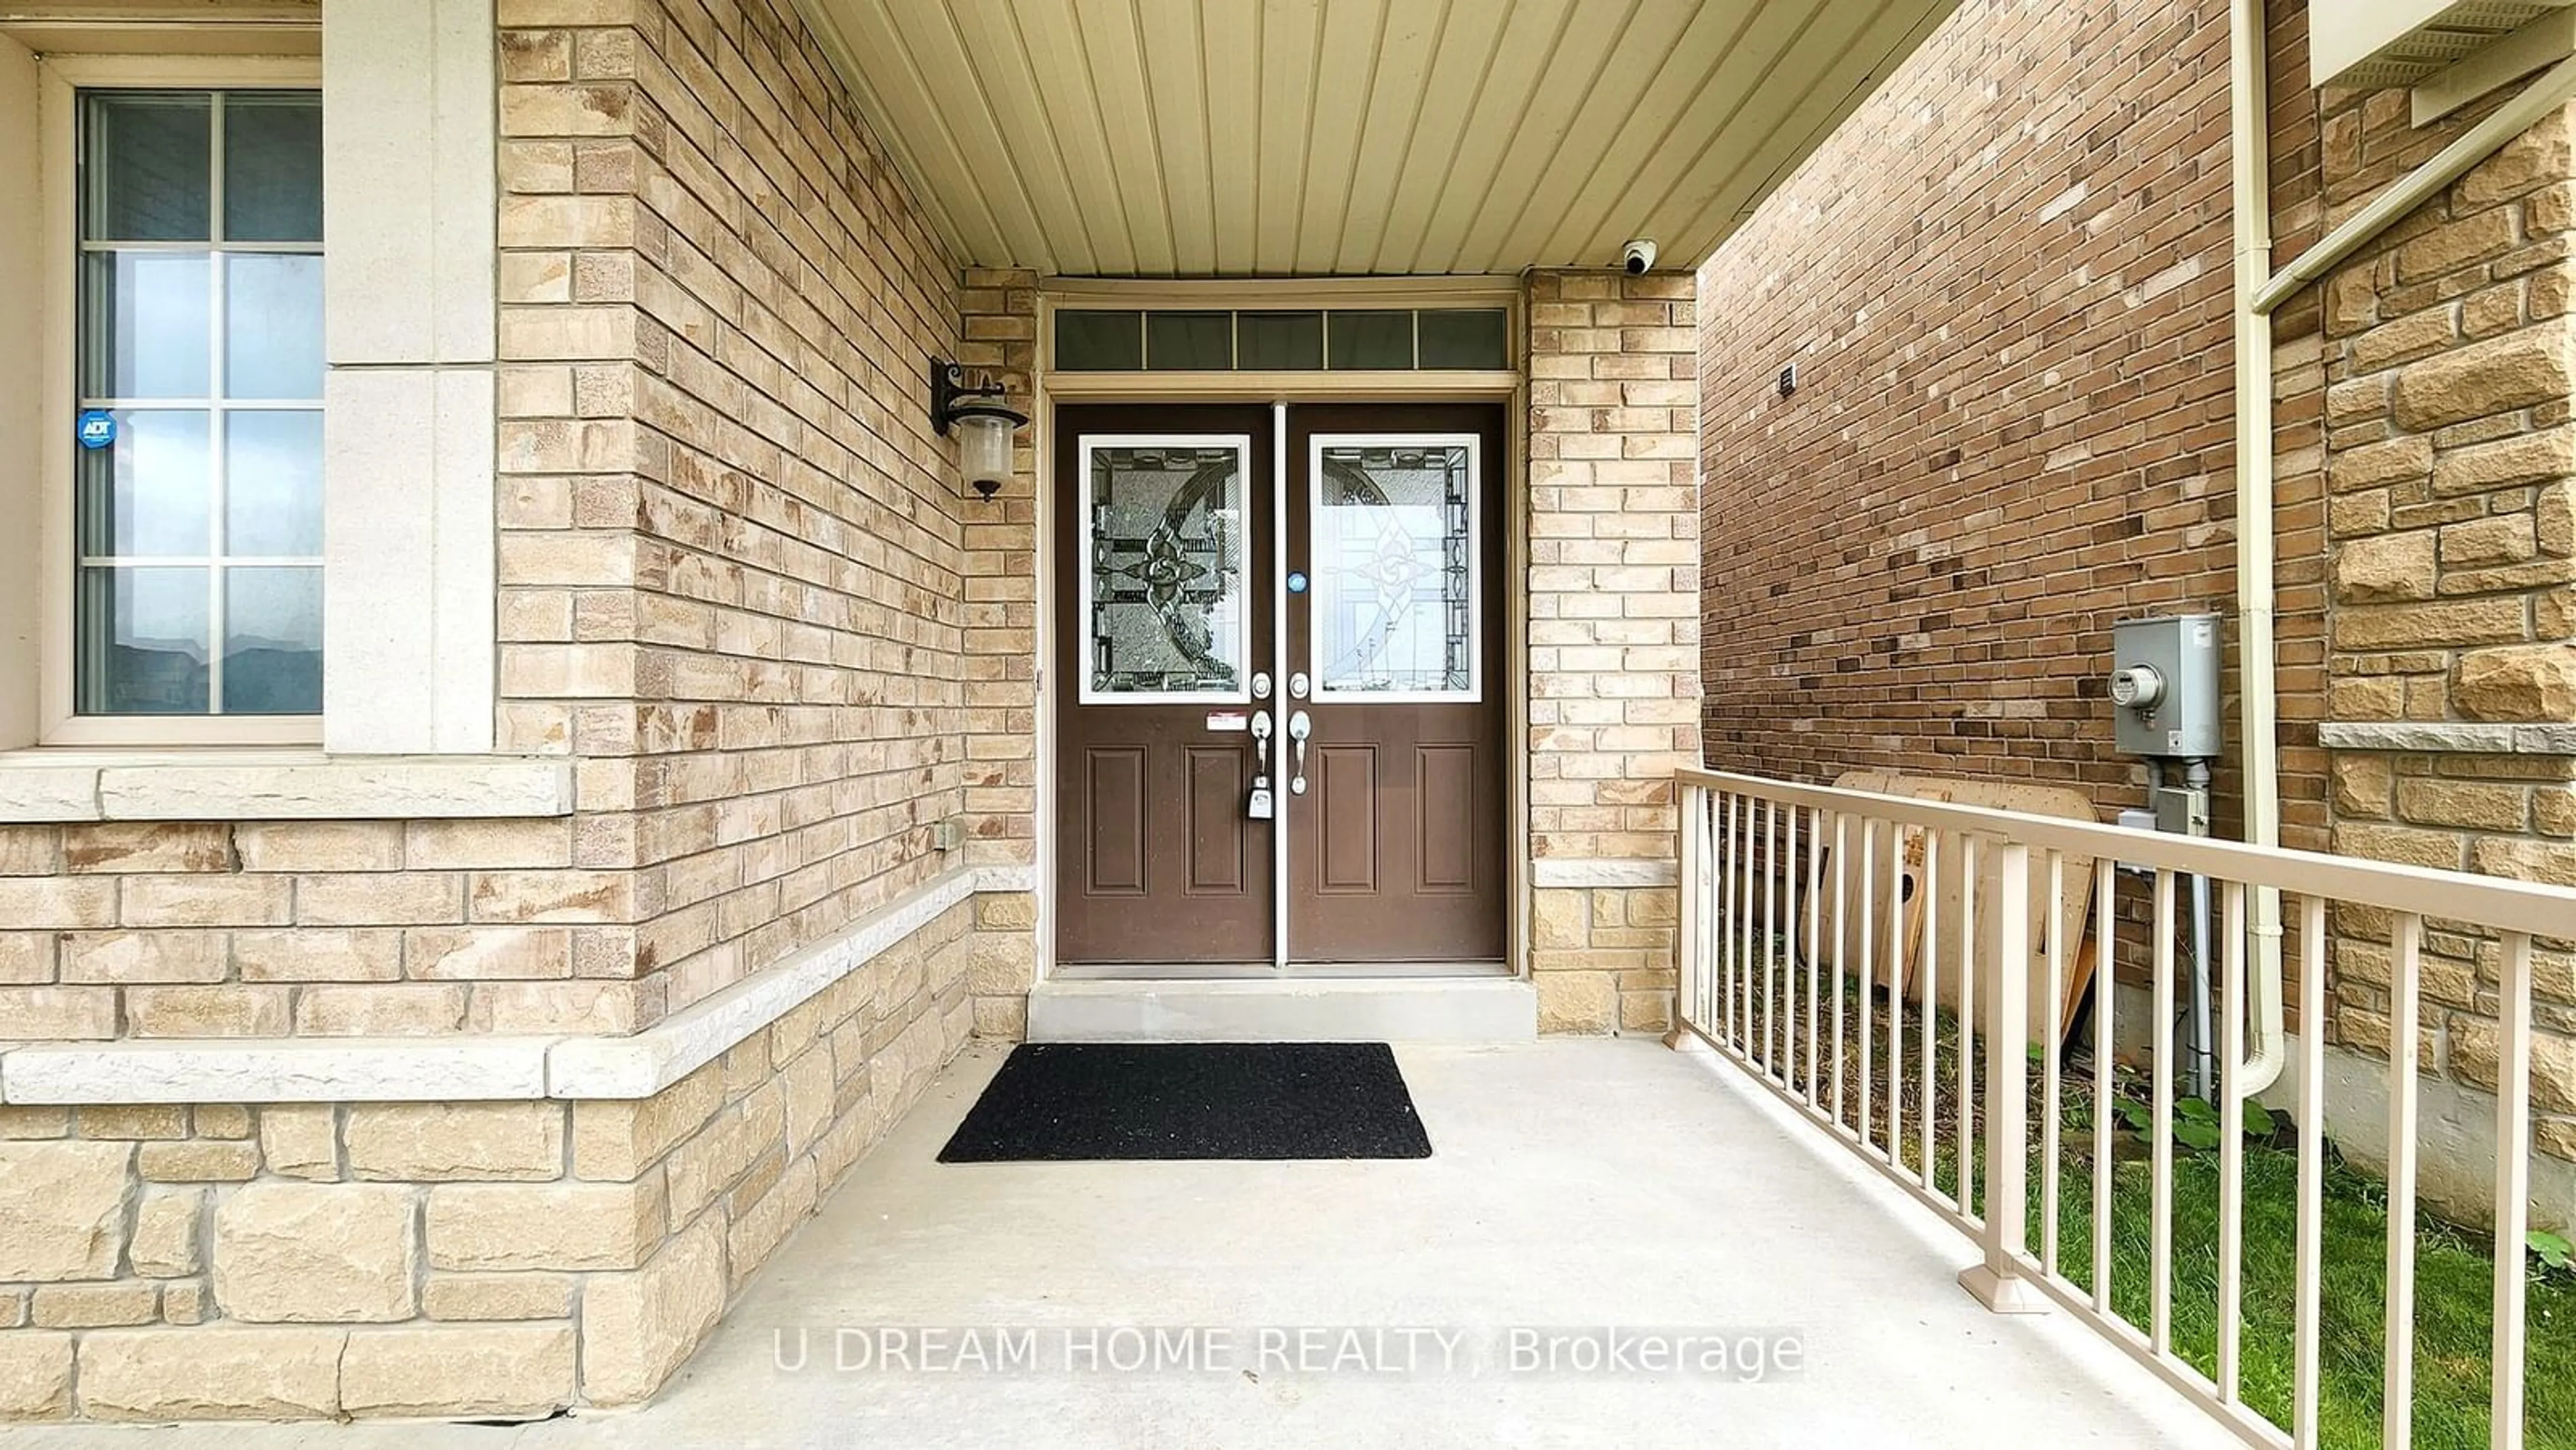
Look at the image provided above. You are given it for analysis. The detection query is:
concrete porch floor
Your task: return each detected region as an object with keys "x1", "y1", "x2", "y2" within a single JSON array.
[{"x1": 1, "y1": 1040, "x2": 2237, "y2": 1449}]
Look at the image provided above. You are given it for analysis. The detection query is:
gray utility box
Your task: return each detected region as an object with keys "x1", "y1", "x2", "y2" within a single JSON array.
[{"x1": 2109, "y1": 614, "x2": 2222, "y2": 759}]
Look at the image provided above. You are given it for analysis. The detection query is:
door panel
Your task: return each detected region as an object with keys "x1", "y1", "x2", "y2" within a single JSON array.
[
  {"x1": 1055, "y1": 404, "x2": 1275, "y2": 964},
  {"x1": 1285, "y1": 404, "x2": 1507, "y2": 962},
  {"x1": 1415, "y1": 744, "x2": 1478, "y2": 893},
  {"x1": 1316, "y1": 744, "x2": 1379, "y2": 892},
  {"x1": 1184, "y1": 746, "x2": 1248, "y2": 894}
]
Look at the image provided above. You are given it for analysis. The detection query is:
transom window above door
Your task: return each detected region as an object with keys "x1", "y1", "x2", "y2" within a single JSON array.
[
  {"x1": 74, "y1": 87, "x2": 324, "y2": 720},
  {"x1": 1054, "y1": 308, "x2": 1510, "y2": 373}
]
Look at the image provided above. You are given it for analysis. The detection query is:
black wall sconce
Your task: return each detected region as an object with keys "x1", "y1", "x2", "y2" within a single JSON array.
[{"x1": 930, "y1": 359, "x2": 1028, "y2": 500}]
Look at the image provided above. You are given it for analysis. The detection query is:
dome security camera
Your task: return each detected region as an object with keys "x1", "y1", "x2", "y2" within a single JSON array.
[{"x1": 1621, "y1": 238, "x2": 1658, "y2": 274}]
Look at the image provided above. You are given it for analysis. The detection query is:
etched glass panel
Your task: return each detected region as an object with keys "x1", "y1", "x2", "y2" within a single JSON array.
[
  {"x1": 1312, "y1": 439, "x2": 1474, "y2": 698},
  {"x1": 1085, "y1": 440, "x2": 1248, "y2": 698}
]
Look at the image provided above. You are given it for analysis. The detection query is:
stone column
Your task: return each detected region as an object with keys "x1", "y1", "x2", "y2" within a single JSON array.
[{"x1": 1523, "y1": 270, "x2": 1705, "y2": 1034}]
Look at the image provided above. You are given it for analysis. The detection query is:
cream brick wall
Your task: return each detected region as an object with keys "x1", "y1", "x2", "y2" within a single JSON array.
[
  {"x1": 0, "y1": 901, "x2": 969, "y2": 1420},
  {"x1": 1524, "y1": 270, "x2": 1704, "y2": 1037},
  {"x1": 954, "y1": 269, "x2": 1042, "y2": 1038},
  {"x1": 492, "y1": 0, "x2": 975, "y2": 1026},
  {"x1": 0, "y1": 0, "x2": 1016, "y2": 1044}
]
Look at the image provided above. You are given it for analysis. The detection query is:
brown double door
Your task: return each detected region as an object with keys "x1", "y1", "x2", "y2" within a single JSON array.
[{"x1": 1053, "y1": 401, "x2": 1505, "y2": 969}]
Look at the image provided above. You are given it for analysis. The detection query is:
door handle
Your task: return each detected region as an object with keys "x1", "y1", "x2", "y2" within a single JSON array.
[
  {"x1": 1287, "y1": 710, "x2": 1310, "y2": 795},
  {"x1": 1249, "y1": 710, "x2": 1273, "y2": 777}
]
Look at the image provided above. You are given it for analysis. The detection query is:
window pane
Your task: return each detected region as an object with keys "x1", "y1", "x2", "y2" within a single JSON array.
[
  {"x1": 1313, "y1": 442, "x2": 1474, "y2": 697},
  {"x1": 1236, "y1": 311, "x2": 1323, "y2": 370},
  {"x1": 1085, "y1": 442, "x2": 1247, "y2": 698},
  {"x1": 1327, "y1": 311, "x2": 1413, "y2": 369},
  {"x1": 225, "y1": 410, "x2": 323, "y2": 556},
  {"x1": 84, "y1": 251, "x2": 211, "y2": 398},
  {"x1": 85, "y1": 93, "x2": 211, "y2": 243},
  {"x1": 1055, "y1": 311, "x2": 1142, "y2": 371},
  {"x1": 1418, "y1": 309, "x2": 1508, "y2": 369},
  {"x1": 224, "y1": 254, "x2": 324, "y2": 399},
  {"x1": 226, "y1": 254, "x2": 324, "y2": 399},
  {"x1": 1145, "y1": 311, "x2": 1230, "y2": 370},
  {"x1": 223, "y1": 567, "x2": 323, "y2": 714},
  {"x1": 78, "y1": 565, "x2": 211, "y2": 714},
  {"x1": 221, "y1": 93, "x2": 323, "y2": 243},
  {"x1": 79, "y1": 410, "x2": 211, "y2": 557}
]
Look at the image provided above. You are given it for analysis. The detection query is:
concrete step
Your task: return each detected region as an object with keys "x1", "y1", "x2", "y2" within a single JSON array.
[{"x1": 1026, "y1": 976, "x2": 1538, "y2": 1044}]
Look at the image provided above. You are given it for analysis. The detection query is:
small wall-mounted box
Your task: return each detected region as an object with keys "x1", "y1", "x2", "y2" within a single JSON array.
[{"x1": 2110, "y1": 614, "x2": 2222, "y2": 760}]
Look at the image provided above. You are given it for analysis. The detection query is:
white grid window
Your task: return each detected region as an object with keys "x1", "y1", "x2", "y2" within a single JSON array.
[{"x1": 75, "y1": 87, "x2": 323, "y2": 717}]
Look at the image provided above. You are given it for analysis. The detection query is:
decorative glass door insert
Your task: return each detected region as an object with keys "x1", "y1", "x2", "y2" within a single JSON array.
[
  {"x1": 1078, "y1": 435, "x2": 1254, "y2": 703},
  {"x1": 1308, "y1": 435, "x2": 1479, "y2": 702}
]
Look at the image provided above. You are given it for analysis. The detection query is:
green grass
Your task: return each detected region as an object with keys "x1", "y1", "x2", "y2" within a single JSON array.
[
  {"x1": 1731, "y1": 974, "x2": 2576, "y2": 1448},
  {"x1": 2041, "y1": 1108, "x2": 2576, "y2": 1449}
]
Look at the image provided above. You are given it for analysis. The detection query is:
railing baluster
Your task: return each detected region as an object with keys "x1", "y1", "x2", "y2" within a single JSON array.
[
  {"x1": 1806, "y1": 807, "x2": 1826, "y2": 1107},
  {"x1": 1921, "y1": 830, "x2": 1941, "y2": 1189},
  {"x1": 2042, "y1": 848, "x2": 2064, "y2": 1274},
  {"x1": 2094, "y1": 858, "x2": 2116, "y2": 1317},
  {"x1": 1832, "y1": 812, "x2": 1850, "y2": 1127},
  {"x1": 1739, "y1": 794, "x2": 1758, "y2": 1057},
  {"x1": 2295, "y1": 893, "x2": 2325, "y2": 1450},
  {"x1": 2493, "y1": 930, "x2": 2532, "y2": 1450},
  {"x1": 1766, "y1": 797, "x2": 1782, "y2": 1076},
  {"x1": 2386, "y1": 911, "x2": 2422, "y2": 1450},
  {"x1": 2152, "y1": 867, "x2": 2177, "y2": 1354},
  {"x1": 1959, "y1": 834, "x2": 1978, "y2": 1219},
  {"x1": 1723, "y1": 793, "x2": 1741, "y2": 1055},
  {"x1": 1859, "y1": 820, "x2": 1877, "y2": 1150},
  {"x1": 2218, "y1": 877, "x2": 2247, "y2": 1404},
  {"x1": 1701, "y1": 793, "x2": 1718, "y2": 1037},
  {"x1": 1783, "y1": 804, "x2": 1801, "y2": 1092},
  {"x1": 1886, "y1": 821, "x2": 1907, "y2": 1168}
]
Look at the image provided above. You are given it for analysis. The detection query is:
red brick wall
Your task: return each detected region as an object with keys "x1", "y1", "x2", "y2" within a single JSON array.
[{"x1": 1695, "y1": 0, "x2": 2327, "y2": 838}]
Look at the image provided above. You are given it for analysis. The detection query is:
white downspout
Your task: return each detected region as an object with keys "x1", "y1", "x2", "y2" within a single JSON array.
[
  {"x1": 2229, "y1": 0, "x2": 2288, "y2": 1097},
  {"x1": 2226, "y1": 17, "x2": 2576, "y2": 1097}
]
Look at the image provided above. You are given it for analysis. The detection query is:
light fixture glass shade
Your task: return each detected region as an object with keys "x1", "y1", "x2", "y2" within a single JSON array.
[{"x1": 957, "y1": 412, "x2": 1013, "y2": 490}]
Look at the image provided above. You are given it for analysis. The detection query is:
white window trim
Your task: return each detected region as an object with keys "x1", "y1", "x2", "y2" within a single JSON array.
[
  {"x1": 36, "y1": 53, "x2": 327, "y2": 749},
  {"x1": 1308, "y1": 431, "x2": 1485, "y2": 706}
]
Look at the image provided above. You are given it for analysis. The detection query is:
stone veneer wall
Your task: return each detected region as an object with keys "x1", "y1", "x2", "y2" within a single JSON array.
[
  {"x1": 2315, "y1": 92, "x2": 2576, "y2": 1162},
  {"x1": 0, "y1": 901, "x2": 967, "y2": 1419},
  {"x1": 1524, "y1": 270, "x2": 1705, "y2": 1036}
]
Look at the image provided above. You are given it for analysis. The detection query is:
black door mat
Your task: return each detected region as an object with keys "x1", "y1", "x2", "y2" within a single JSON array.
[{"x1": 937, "y1": 1042, "x2": 1433, "y2": 1162}]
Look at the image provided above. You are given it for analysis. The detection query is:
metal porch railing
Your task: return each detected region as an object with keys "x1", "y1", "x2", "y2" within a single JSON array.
[{"x1": 1672, "y1": 768, "x2": 2575, "y2": 1450}]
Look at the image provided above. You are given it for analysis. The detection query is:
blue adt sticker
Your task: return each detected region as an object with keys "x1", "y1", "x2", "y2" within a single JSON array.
[
  {"x1": 76, "y1": 410, "x2": 116, "y2": 451},
  {"x1": 1287, "y1": 571, "x2": 1309, "y2": 594}
]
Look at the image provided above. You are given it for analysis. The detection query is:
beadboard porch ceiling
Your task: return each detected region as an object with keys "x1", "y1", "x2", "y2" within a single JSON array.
[{"x1": 794, "y1": 0, "x2": 1957, "y2": 278}]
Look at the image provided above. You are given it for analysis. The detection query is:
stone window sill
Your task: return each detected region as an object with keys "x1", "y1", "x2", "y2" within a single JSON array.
[
  {"x1": 0, "y1": 749, "x2": 576, "y2": 823},
  {"x1": 2317, "y1": 722, "x2": 2576, "y2": 755}
]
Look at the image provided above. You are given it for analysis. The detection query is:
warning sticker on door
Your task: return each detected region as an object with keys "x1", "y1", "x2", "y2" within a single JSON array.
[{"x1": 1205, "y1": 711, "x2": 1250, "y2": 732}]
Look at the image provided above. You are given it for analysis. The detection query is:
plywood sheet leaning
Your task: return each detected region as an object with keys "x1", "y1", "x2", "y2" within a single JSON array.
[{"x1": 1904, "y1": 779, "x2": 2099, "y2": 1051}]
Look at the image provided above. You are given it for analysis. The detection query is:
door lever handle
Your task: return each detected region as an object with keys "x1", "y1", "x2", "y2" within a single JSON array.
[{"x1": 1287, "y1": 710, "x2": 1310, "y2": 795}]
